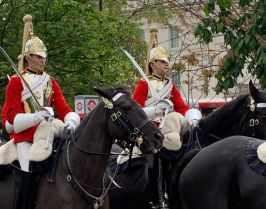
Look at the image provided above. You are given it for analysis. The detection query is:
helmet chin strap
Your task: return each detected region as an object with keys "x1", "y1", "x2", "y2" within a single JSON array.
[{"x1": 25, "y1": 54, "x2": 47, "y2": 74}]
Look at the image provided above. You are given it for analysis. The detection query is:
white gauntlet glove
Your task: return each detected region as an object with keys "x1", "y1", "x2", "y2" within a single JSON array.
[
  {"x1": 34, "y1": 107, "x2": 54, "y2": 123},
  {"x1": 155, "y1": 99, "x2": 173, "y2": 115},
  {"x1": 65, "y1": 120, "x2": 76, "y2": 133},
  {"x1": 14, "y1": 107, "x2": 54, "y2": 133},
  {"x1": 143, "y1": 99, "x2": 173, "y2": 120},
  {"x1": 64, "y1": 112, "x2": 80, "y2": 133},
  {"x1": 185, "y1": 108, "x2": 202, "y2": 127}
]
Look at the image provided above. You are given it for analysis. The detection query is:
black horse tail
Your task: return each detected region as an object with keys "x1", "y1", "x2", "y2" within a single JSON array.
[{"x1": 170, "y1": 148, "x2": 200, "y2": 209}]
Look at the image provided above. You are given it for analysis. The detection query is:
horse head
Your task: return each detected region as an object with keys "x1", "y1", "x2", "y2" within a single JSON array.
[
  {"x1": 93, "y1": 86, "x2": 163, "y2": 154},
  {"x1": 196, "y1": 80, "x2": 266, "y2": 146},
  {"x1": 247, "y1": 80, "x2": 266, "y2": 139}
]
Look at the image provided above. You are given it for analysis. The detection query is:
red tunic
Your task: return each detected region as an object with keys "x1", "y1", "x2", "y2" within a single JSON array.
[
  {"x1": 4, "y1": 75, "x2": 72, "y2": 143},
  {"x1": 1, "y1": 102, "x2": 14, "y2": 139},
  {"x1": 1, "y1": 102, "x2": 7, "y2": 126},
  {"x1": 132, "y1": 80, "x2": 189, "y2": 115}
]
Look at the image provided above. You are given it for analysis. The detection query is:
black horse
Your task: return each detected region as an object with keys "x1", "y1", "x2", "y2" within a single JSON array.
[
  {"x1": 170, "y1": 81, "x2": 266, "y2": 209},
  {"x1": 108, "y1": 81, "x2": 266, "y2": 209},
  {"x1": 179, "y1": 135, "x2": 266, "y2": 209},
  {"x1": 0, "y1": 86, "x2": 163, "y2": 209}
]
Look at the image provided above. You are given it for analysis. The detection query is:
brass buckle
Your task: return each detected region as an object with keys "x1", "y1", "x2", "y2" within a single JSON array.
[
  {"x1": 111, "y1": 113, "x2": 117, "y2": 121},
  {"x1": 249, "y1": 119, "x2": 259, "y2": 126}
]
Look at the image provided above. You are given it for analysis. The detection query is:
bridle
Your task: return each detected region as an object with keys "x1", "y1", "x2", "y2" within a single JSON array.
[
  {"x1": 101, "y1": 92, "x2": 151, "y2": 149},
  {"x1": 63, "y1": 92, "x2": 152, "y2": 209},
  {"x1": 193, "y1": 95, "x2": 266, "y2": 148},
  {"x1": 247, "y1": 96, "x2": 266, "y2": 138}
]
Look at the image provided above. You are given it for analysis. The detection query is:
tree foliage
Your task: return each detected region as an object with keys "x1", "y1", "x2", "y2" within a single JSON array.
[
  {"x1": 112, "y1": 0, "x2": 229, "y2": 98},
  {"x1": 195, "y1": 0, "x2": 266, "y2": 93},
  {"x1": 111, "y1": 0, "x2": 266, "y2": 97},
  {"x1": 0, "y1": 0, "x2": 146, "y2": 106}
]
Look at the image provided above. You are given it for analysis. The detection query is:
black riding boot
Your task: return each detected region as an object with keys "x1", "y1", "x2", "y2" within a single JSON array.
[
  {"x1": 14, "y1": 170, "x2": 36, "y2": 209},
  {"x1": 147, "y1": 154, "x2": 160, "y2": 208}
]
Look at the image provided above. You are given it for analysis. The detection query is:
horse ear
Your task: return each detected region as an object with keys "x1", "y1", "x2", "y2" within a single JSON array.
[
  {"x1": 93, "y1": 86, "x2": 116, "y2": 99},
  {"x1": 93, "y1": 87, "x2": 109, "y2": 99},
  {"x1": 249, "y1": 80, "x2": 260, "y2": 100},
  {"x1": 115, "y1": 85, "x2": 132, "y2": 96}
]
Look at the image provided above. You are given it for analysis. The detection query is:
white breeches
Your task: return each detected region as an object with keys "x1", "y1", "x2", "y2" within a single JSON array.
[{"x1": 16, "y1": 142, "x2": 31, "y2": 172}]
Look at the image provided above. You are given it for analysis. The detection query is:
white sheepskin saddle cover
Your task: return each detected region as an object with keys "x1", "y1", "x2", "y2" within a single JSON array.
[
  {"x1": 0, "y1": 139, "x2": 18, "y2": 165},
  {"x1": 28, "y1": 119, "x2": 65, "y2": 162},
  {"x1": 161, "y1": 112, "x2": 189, "y2": 151},
  {"x1": 0, "y1": 119, "x2": 65, "y2": 165},
  {"x1": 257, "y1": 142, "x2": 266, "y2": 163}
]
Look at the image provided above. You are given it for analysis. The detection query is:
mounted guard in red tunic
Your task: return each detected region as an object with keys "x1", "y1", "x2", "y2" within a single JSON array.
[{"x1": 0, "y1": 14, "x2": 80, "y2": 209}]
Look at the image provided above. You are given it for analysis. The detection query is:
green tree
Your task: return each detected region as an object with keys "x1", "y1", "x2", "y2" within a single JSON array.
[
  {"x1": 0, "y1": 0, "x2": 146, "y2": 106},
  {"x1": 195, "y1": 0, "x2": 266, "y2": 93},
  {"x1": 105, "y1": 0, "x2": 230, "y2": 99}
]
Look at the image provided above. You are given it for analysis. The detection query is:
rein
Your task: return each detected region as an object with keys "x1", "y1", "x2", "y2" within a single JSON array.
[
  {"x1": 63, "y1": 139, "x2": 108, "y2": 209},
  {"x1": 70, "y1": 117, "x2": 150, "y2": 156}
]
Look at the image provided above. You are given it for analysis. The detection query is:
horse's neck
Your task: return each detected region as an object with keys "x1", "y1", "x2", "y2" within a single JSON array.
[
  {"x1": 198, "y1": 104, "x2": 245, "y2": 146},
  {"x1": 69, "y1": 114, "x2": 113, "y2": 191}
]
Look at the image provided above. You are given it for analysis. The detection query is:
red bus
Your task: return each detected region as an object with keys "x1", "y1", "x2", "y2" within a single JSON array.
[{"x1": 196, "y1": 97, "x2": 232, "y2": 116}]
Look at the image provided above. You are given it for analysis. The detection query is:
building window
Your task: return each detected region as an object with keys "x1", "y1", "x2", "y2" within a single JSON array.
[
  {"x1": 171, "y1": 71, "x2": 180, "y2": 86},
  {"x1": 170, "y1": 28, "x2": 179, "y2": 49}
]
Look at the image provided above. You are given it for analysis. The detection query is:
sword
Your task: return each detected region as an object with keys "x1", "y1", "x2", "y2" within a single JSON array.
[
  {"x1": 0, "y1": 46, "x2": 41, "y2": 108},
  {"x1": 122, "y1": 50, "x2": 160, "y2": 100}
]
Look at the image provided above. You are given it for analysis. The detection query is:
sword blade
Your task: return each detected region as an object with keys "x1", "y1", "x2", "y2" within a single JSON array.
[
  {"x1": 122, "y1": 50, "x2": 159, "y2": 99},
  {"x1": 0, "y1": 46, "x2": 41, "y2": 108}
]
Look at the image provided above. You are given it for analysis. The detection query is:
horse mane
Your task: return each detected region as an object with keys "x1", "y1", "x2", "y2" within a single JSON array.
[
  {"x1": 198, "y1": 94, "x2": 250, "y2": 135},
  {"x1": 73, "y1": 109, "x2": 94, "y2": 141}
]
